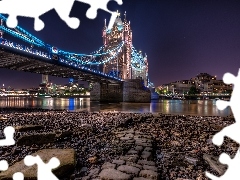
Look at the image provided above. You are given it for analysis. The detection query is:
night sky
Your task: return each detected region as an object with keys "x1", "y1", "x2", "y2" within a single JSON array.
[{"x1": 1, "y1": 0, "x2": 240, "y2": 89}]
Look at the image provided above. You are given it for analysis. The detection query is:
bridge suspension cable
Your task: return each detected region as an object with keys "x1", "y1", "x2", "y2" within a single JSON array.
[{"x1": 0, "y1": 14, "x2": 152, "y2": 84}]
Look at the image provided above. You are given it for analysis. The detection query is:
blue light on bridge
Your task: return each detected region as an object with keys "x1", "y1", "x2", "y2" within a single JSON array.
[{"x1": 0, "y1": 14, "x2": 152, "y2": 83}]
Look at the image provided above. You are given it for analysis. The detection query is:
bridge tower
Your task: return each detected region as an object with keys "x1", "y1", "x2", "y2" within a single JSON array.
[
  {"x1": 103, "y1": 11, "x2": 132, "y2": 79},
  {"x1": 132, "y1": 52, "x2": 149, "y2": 87}
]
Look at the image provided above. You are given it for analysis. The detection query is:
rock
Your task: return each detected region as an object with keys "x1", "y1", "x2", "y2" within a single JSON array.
[
  {"x1": 15, "y1": 125, "x2": 44, "y2": 132},
  {"x1": 116, "y1": 134, "x2": 126, "y2": 138},
  {"x1": 142, "y1": 165, "x2": 157, "y2": 172},
  {"x1": 88, "y1": 156, "x2": 98, "y2": 164},
  {"x1": 55, "y1": 130, "x2": 73, "y2": 139},
  {"x1": 117, "y1": 165, "x2": 140, "y2": 176},
  {"x1": 88, "y1": 168, "x2": 100, "y2": 177},
  {"x1": 135, "y1": 142, "x2": 152, "y2": 147},
  {"x1": 80, "y1": 124, "x2": 93, "y2": 131},
  {"x1": 120, "y1": 155, "x2": 139, "y2": 163},
  {"x1": 185, "y1": 156, "x2": 198, "y2": 165},
  {"x1": 144, "y1": 147, "x2": 153, "y2": 152},
  {"x1": 0, "y1": 116, "x2": 7, "y2": 120},
  {"x1": 81, "y1": 176, "x2": 90, "y2": 180},
  {"x1": 112, "y1": 159, "x2": 125, "y2": 165},
  {"x1": 80, "y1": 167, "x2": 88, "y2": 176},
  {"x1": 133, "y1": 178, "x2": 150, "y2": 180},
  {"x1": 203, "y1": 154, "x2": 227, "y2": 175},
  {"x1": 120, "y1": 136, "x2": 133, "y2": 141},
  {"x1": 139, "y1": 170, "x2": 158, "y2": 180},
  {"x1": 126, "y1": 162, "x2": 142, "y2": 169},
  {"x1": 127, "y1": 149, "x2": 139, "y2": 155},
  {"x1": 135, "y1": 146, "x2": 143, "y2": 152},
  {"x1": 137, "y1": 160, "x2": 156, "y2": 166},
  {"x1": 0, "y1": 149, "x2": 76, "y2": 180},
  {"x1": 102, "y1": 162, "x2": 116, "y2": 169},
  {"x1": 17, "y1": 132, "x2": 56, "y2": 146},
  {"x1": 99, "y1": 168, "x2": 131, "y2": 180},
  {"x1": 125, "y1": 133, "x2": 134, "y2": 138},
  {"x1": 141, "y1": 151, "x2": 152, "y2": 160}
]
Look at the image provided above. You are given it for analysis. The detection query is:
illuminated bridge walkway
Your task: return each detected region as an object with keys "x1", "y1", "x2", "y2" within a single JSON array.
[{"x1": 0, "y1": 14, "x2": 153, "y2": 102}]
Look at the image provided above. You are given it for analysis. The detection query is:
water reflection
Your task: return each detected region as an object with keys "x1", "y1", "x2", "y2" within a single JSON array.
[{"x1": 0, "y1": 97, "x2": 232, "y2": 116}]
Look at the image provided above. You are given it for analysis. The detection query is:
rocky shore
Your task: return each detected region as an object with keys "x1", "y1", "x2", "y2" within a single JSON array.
[{"x1": 0, "y1": 108, "x2": 237, "y2": 179}]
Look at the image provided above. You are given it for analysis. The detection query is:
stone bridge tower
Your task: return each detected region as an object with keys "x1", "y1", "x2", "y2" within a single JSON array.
[{"x1": 102, "y1": 11, "x2": 132, "y2": 80}]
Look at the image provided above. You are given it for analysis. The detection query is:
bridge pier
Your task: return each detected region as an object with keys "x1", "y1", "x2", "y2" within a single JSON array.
[
  {"x1": 90, "y1": 82, "x2": 123, "y2": 103},
  {"x1": 90, "y1": 79, "x2": 151, "y2": 103}
]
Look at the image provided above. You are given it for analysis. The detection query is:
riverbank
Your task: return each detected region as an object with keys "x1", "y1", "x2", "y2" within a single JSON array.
[{"x1": 0, "y1": 109, "x2": 236, "y2": 179}]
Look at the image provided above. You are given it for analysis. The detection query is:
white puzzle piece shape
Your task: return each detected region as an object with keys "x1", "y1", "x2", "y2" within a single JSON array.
[{"x1": 0, "y1": 0, "x2": 123, "y2": 31}]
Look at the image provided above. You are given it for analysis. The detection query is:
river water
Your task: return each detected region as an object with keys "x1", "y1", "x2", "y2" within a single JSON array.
[{"x1": 0, "y1": 97, "x2": 232, "y2": 116}]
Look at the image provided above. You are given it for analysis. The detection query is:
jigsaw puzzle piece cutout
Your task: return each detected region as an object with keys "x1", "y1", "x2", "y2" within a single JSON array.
[
  {"x1": 51, "y1": 0, "x2": 80, "y2": 29},
  {"x1": 222, "y1": 72, "x2": 236, "y2": 85},
  {"x1": 212, "y1": 123, "x2": 240, "y2": 146},
  {"x1": 216, "y1": 100, "x2": 230, "y2": 111},
  {"x1": 206, "y1": 148, "x2": 240, "y2": 180},
  {"x1": 12, "y1": 172, "x2": 24, "y2": 180},
  {"x1": 221, "y1": 70, "x2": 240, "y2": 119},
  {"x1": 0, "y1": 0, "x2": 80, "y2": 31},
  {"x1": 0, "y1": 160, "x2": 8, "y2": 171},
  {"x1": 77, "y1": 0, "x2": 123, "y2": 29},
  {"x1": 0, "y1": 126, "x2": 15, "y2": 146},
  {"x1": 24, "y1": 155, "x2": 60, "y2": 180}
]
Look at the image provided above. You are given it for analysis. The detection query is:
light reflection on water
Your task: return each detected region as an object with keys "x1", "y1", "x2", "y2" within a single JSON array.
[{"x1": 0, "y1": 97, "x2": 232, "y2": 116}]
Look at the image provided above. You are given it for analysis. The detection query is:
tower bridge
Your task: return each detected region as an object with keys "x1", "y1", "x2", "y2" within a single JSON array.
[{"x1": 0, "y1": 12, "x2": 153, "y2": 102}]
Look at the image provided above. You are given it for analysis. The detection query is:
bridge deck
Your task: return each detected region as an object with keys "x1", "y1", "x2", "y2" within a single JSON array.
[{"x1": 0, "y1": 46, "x2": 121, "y2": 83}]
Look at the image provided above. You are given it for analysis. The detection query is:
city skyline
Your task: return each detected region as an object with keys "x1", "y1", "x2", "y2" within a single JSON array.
[{"x1": 1, "y1": 0, "x2": 240, "y2": 88}]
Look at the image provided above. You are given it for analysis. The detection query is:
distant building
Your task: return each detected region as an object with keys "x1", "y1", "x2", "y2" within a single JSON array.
[
  {"x1": 159, "y1": 72, "x2": 232, "y2": 95},
  {"x1": 162, "y1": 80, "x2": 195, "y2": 94},
  {"x1": 42, "y1": 74, "x2": 48, "y2": 84}
]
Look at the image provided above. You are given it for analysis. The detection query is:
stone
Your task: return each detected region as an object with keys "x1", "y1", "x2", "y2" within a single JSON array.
[
  {"x1": 127, "y1": 149, "x2": 139, "y2": 155},
  {"x1": 140, "y1": 135, "x2": 152, "y2": 139},
  {"x1": 81, "y1": 176, "x2": 90, "y2": 180},
  {"x1": 125, "y1": 133, "x2": 134, "y2": 138},
  {"x1": 124, "y1": 139, "x2": 136, "y2": 144},
  {"x1": 135, "y1": 142, "x2": 152, "y2": 147},
  {"x1": 185, "y1": 156, "x2": 198, "y2": 165},
  {"x1": 81, "y1": 124, "x2": 93, "y2": 130},
  {"x1": 141, "y1": 151, "x2": 152, "y2": 160},
  {"x1": 139, "y1": 170, "x2": 158, "y2": 180},
  {"x1": 135, "y1": 146, "x2": 144, "y2": 152},
  {"x1": 88, "y1": 168, "x2": 100, "y2": 177},
  {"x1": 102, "y1": 162, "x2": 116, "y2": 169},
  {"x1": 142, "y1": 165, "x2": 157, "y2": 172},
  {"x1": 116, "y1": 134, "x2": 126, "y2": 138},
  {"x1": 144, "y1": 147, "x2": 153, "y2": 152},
  {"x1": 99, "y1": 168, "x2": 131, "y2": 180},
  {"x1": 80, "y1": 167, "x2": 88, "y2": 176},
  {"x1": 133, "y1": 178, "x2": 150, "y2": 180},
  {"x1": 55, "y1": 130, "x2": 73, "y2": 139},
  {"x1": 17, "y1": 132, "x2": 56, "y2": 146},
  {"x1": 120, "y1": 155, "x2": 139, "y2": 163},
  {"x1": 0, "y1": 149, "x2": 76, "y2": 180},
  {"x1": 203, "y1": 154, "x2": 227, "y2": 175},
  {"x1": 126, "y1": 162, "x2": 142, "y2": 169},
  {"x1": 88, "y1": 156, "x2": 98, "y2": 164},
  {"x1": 15, "y1": 125, "x2": 44, "y2": 132},
  {"x1": 135, "y1": 139, "x2": 147, "y2": 143},
  {"x1": 117, "y1": 165, "x2": 140, "y2": 176},
  {"x1": 137, "y1": 160, "x2": 156, "y2": 166},
  {"x1": 120, "y1": 136, "x2": 133, "y2": 141},
  {"x1": 0, "y1": 116, "x2": 7, "y2": 120},
  {"x1": 112, "y1": 159, "x2": 125, "y2": 165}
]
